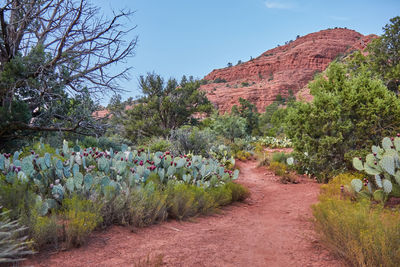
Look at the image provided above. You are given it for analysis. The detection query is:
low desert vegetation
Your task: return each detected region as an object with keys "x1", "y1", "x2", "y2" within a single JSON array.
[
  {"x1": 313, "y1": 171, "x2": 400, "y2": 267},
  {"x1": 0, "y1": 0, "x2": 399, "y2": 263},
  {"x1": 0, "y1": 140, "x2": 249, "y2": 258}
]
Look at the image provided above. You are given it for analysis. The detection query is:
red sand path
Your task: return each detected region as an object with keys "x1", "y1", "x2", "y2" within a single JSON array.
[{"x1": 27, "y1": 160, "x2": 344, "y2": 267}]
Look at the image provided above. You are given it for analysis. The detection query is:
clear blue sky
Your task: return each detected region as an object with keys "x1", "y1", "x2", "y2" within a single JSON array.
[{"x1": 94, "y1": 0, "x2": 400, "y2": 105}]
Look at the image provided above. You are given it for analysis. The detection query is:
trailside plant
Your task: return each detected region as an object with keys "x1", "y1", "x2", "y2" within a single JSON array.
[
  {"x1": 0, "y1": 140, "x2": 246, "y2": 252},
  {"x1": 0, "y1": 209, "x2": 34, "y2": 263},
  {"x1": 256, "y1": 136, "x2": 292, "y2": 148},
  {"x1": 313, "y1": 173, "x2": 400, "y2": 267},
  {"x1": 352, "y1": 136, "x2": 400, "y2": 202},
  {"x1": 286, "y1": 62, "x2": 400, "y2": 181},
  {"x1": 0, "y1": 140, "x2": 240, "y2": 217}
]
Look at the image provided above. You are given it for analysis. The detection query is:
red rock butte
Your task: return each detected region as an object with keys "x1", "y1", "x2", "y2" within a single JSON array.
[{"x1": 200, "y1": 28, "x2": 377, "y2": 114}]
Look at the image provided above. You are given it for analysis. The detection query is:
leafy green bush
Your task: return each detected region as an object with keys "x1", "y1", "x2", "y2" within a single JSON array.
[
  {"x1": 170, "y1": 126, "x2": 215, "y2": 156},
  {"x1": 231, "y1": 98, "x2": 260, "y2": 136},
  {"x1": 122, "y1": 73, "x2": 213, "y2": 142},
  {"x1": 286, "y1": 62, "x2": 400, "y2": 181},
  {"x1": 318, "y1": 172, "x2": 362, "y2": 201},
  {"x1": 165, "y1": 181, "x2": 249, "y2": 219},
  {"x1": 80, "y1": 135, "x2": 132, "y2": 151},
  {"x1": 271, "y1": 152, "x2": 289, "y2": 164},
  {"x1": 149, "y1": 138, "x2": 172, "y2": 153},
  {"x1": 212, "y1": 114, "x2": 247, "y2": 142},
  {"x1": 0, "y1": 180, "x2": 36, "y2": 221},
  {"x1": 313, "y1": 174, "x2": 400, "y2": 266}
]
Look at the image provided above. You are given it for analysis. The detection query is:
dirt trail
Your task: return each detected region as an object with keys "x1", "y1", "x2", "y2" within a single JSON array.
[{"x1": 27, "y1": 160, "x2": 344, "y2": 267}]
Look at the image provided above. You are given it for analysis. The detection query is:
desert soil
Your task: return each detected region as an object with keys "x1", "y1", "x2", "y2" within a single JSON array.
[{"x1": 26, "y1": 160, "x2": 344, "y2": 267}]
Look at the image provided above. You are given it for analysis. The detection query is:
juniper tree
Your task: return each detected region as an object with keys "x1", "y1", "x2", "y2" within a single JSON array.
[{"x1": 0, "y1": 0, "x2": 137, "y2": 147}]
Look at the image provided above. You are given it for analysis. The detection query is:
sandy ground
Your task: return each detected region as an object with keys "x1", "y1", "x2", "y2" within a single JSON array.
[{"x1": 25, "y1": 160, "x2": 344, "y2": 267}]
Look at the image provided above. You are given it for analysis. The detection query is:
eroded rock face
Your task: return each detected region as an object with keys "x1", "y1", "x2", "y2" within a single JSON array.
[{"x1": 200, "y1": 28, "x2": 377, "y2": 113}]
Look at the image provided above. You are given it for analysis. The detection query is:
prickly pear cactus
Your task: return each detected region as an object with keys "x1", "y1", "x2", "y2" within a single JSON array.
[
  {"x1": 351, "y1": 136, "x2": 400, "y2": 201},
  {"x1": 0, "y1": 141, "x2": 241, "y2": 214}
]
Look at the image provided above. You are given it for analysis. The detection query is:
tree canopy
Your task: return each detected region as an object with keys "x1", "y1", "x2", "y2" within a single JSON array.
[
  {"x1": 0, "y1": 0, "x2": 136, "y2": 148},
  {"x1": 123, "y1": 73, "x2": 213, "y2": 142},
  {"x1": 286, "y1": 62, "x2": 400, "y2": 180},
  {"x1": 367, "y1": 16, "x2": 400, "y2": 92}
]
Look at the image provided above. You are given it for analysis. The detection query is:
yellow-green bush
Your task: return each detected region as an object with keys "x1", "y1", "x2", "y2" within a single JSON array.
[
  {"x1": 31, "y1": 214, "x2": 59, "y2": 249},
  {"x1": 166, "y1": 182, "x2": 197, "y2": 220},
  {"x1": 318, "y1": 172, "x2": 362, "y2": 201},
  {"x1": 165, "y1": 181, "x2": 249, "y2": 220},
  {"x1": 268, "y1": 161, "x2": 298, "y2": 184},
  {"x1": 62, "y1": 196, "x2": 102, "y2": 248},
  {"x1": 269, "y1": 162, "x2": 287, "y2": 176},
  {"x1": 225, "y1": 182, "x2": 250, "y2": 202},
  {"x1": 191, "y1": 186, "x2": 216, "y2": 215},
  {"x1": 234, "y1": 150, "x2": 252, "y2": 161},
  {"x1": 207, "y1": 185, "x2": 232, "y2": 206},
  {"x1": 313, "y1": 174, "x2": 400, "y2": 266},
  {"x1": 127, "y1": 184, "x2": 168, "y2": 227}
]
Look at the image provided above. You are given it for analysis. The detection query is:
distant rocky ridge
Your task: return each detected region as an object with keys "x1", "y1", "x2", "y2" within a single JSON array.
[{"x1": 200, "y1": 28, "x2": 377, "y2": 113}]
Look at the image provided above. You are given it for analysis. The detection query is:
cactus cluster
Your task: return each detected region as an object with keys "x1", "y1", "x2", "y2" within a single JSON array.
[
  {"x1": 0, "y1": 140, "x2": 239, "y2": 215},
  {"x1": 256, "y1": 136, "x2": 292, "y2": 148},
  {"x1": 352, "y1": 136, "x2": 400, "y2": 201},
  {"x1": 209, "y1": 145, "x2": 236, "y2": 168}
]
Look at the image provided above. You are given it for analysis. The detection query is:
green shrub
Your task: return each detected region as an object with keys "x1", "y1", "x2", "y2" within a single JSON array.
[
  {"x1": 62, "y1": 196, "x2": 102, "y2": 248},
  {"x1": 149, "y1": 138, "x2": 172, "y2": 152},
  {"x1": 208, "y1": 185, "x2": 232, "y2": 206},
  {"x1": 313, "y1": 199, "x2": 400, "y2": 267},
  {"x1": 170, "y1": 126, "x2": 216, "y2": 157},
  {"x1": 97, "y1": 189, "x2": 129, "y2": 228},
  {"x1": 212, "y1": 114, "x2": 247, "y2": 142},
  {"x1": 80, "y1": 135, "x2": 132, "y2": 151},
  {"x1": 319, "y1": 172, "x2": 362, "y2": 201},
  {"x1": 271, "y1": 152, "x2": 288, "y2": 164},
  {"x1": 269, "y1": 161, "x2": 298, "y2": 184},
  {"x1": 166, "y1": 182, "x2": 197, "y2": 220},
  {"x1": 127, "y1": 184, "x2": 168, "y2": 228},
  {"x1": 269, "y1": 161, "x2": 287, "y2": 176},
  {"x1": 191, "y1": 186, "x2": 216, "y2": 215},
  {"x1": 234, "y1": 150, "x2": 252, "y2": 161},
  {"x1": 286, "y1": 62, "x2": 400, "y2": 181},
  {"x1": 257, "y1": 153, "x2": 270, "y2": 167},
  {"x1": 0, "y1": 180, "x2": 37, "y2": 224},
  {"x1": 31, "y1": 214, "x2": 59, "y2": 249},
  {"x1": 313, "y1": 173, "x2": 400, "y2": 266},
  {"x1": 225, "y1": 182, "x2": 250, "y2": 202},
  {"x1": 20, "y1": 141, "x2": 56, "y2": 158}
]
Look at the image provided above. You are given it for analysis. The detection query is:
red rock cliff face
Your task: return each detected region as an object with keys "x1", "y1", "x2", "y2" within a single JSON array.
[{"x1": 200, "y1": 28, "x2": 377, "y2": 113}]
